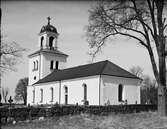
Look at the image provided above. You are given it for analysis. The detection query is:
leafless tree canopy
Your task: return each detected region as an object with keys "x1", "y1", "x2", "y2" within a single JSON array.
[
  {"x1": 86, "y1": 0, "x2": 167, "y2": 116},
  {"x1": 86, "y1": 0, "x2": 166, "y2": 81},
  {"x1": 129, "y1": 66, "x2": 144, "y2": 78},
  {"x1": 2, "y1": 87, "x2": 9, "y2": 103},
  {"x1": 0, "y1": 40, "x2": 26, "y2": 73}
]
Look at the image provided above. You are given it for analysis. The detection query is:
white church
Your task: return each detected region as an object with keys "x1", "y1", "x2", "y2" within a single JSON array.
[{"x1": 27, "y1": 18, "x2": 141, "y2": 106}]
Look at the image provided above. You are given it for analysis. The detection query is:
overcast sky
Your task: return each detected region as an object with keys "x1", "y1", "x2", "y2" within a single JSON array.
[{"x1": 1, "y1": 1, "x2": 154, "y2": 101}]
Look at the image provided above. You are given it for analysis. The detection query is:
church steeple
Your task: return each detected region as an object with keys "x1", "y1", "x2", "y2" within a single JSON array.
[
  {"x1": 38, "y1": 17, "x2": 59, "y2": 50},
  {"x1": 28, "y1": 18, "x2": 68, "y2": 85}
]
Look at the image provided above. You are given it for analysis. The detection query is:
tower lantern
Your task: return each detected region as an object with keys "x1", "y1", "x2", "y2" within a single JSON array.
[{"x1": 38, "y1": 17, "x2": 59, "y2": 50}]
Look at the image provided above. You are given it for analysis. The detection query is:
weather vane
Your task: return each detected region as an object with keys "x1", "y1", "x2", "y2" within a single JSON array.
[{"x1": 47, "y1": 16, "x2": 51, "y2": 25}]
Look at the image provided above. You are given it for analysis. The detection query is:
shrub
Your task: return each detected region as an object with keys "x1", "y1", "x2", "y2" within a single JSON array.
[{"x1": 37, "y1": 108, "x2": 47, "y2": 117}]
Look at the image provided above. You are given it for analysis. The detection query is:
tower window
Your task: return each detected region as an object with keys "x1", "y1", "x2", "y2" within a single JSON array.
[
  {"x1": 34, "y1": 76, "x2": 36, "y2": 80},
  {"x1": 36, "y1": 60, "x2": 38, "y2": 70},
  {"x1": 40, "y1": 89, "x2": 43, "y2": 103},
  {"x1": 49, "y1": 36, "x2": 54, "y2": 49},
  {"x1": 118, "y1": 84, "x2": 124, "y2": 102},
  {"x1": 33, "y1": 61, "x2": 36, "y2": 71},
  {"x1": 55, "y1": 61, "x2": 59, "y2": 70},
  {"x1": 41, "y1": 36, "x2": 44, "y2": 49},
  {"x1": 33, "y1": 60, "x2": 38, "y2": 71},
  {"x1": 50, "y1": 60, "x2": 54, "y2": 70}
]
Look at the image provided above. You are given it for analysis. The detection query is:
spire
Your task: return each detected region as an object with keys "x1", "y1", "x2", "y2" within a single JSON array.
[{"x1": 47, "y1": 16, "x2": 51, "y2": 25}]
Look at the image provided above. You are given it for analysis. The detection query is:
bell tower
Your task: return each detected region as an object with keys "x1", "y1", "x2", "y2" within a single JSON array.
[
  {"x1": 28, "y1": 17, "x2": 68, "y2": 85},
  {"x1": 39, "y1": 17, "x2": 59, "y2": 50}
]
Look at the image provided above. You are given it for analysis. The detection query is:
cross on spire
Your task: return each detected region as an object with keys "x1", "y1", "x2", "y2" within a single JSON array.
[{"x1": 47, "y1": 16, "x2": 51, "y2": 25}]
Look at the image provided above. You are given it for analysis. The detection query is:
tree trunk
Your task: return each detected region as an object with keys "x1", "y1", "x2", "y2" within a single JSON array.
[
  {"x1": 158, "y1": 85, "x2": 167, "y2": 116},
  {"x1": 155, "y1": 0, "x2": 167, "y2": 116},
  {"x1": 0, "y1": 9, "x2": 1, "y2": 129},
  {"x1": 158, "y1": 50, "x2": 167, "y2": 116}
]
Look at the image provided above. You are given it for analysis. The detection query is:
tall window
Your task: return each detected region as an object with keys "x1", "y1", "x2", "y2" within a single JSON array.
[
  {"x1": 50, "y1": 60, "x2": 54, "y2": 70},
  {"x1": 50, "y1": 87, "x2": 53, "y2": 102},
  {"x1": 33, "y1": 61, "x2": 36, "y2": 70},
  {"x1": 36, "y1": 60, "x2": 38, "y2": 70},
  {"x1": 64, "y1": 86, "x2": 68, "y2": 105},
  {"x1": 33, "y1": 60, "x2": 38, "y2": 71},
  {"x1": 118, "y1": 84, "x2": 124, "y2": 102},
  {"x1": 83, "y1": 83, "x2": 87, "y2": 101},
  {"x1": 49, "y1": 36, "x2": 54, "y2": 49},
  {"x1": 32, "y1": 90, "x2": 35, "y2": 103},
  {"x1": 55, "y1": 61, "x2": 59, "y2": 70},
  {"x1": 40, "y1": 89, "x2": 43, "y2": 103},
  {"x1": 41, "y1": 36, "x2": 44, "y2": 49}
]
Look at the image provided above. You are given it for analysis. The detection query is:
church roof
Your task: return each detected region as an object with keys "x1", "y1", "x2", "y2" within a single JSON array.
[
  {"x1": 28, "y1": 49, "x2": 68, "y2": 57},
  {"x1": 34, "y1": 60, "x2": 141, "y2": 85}
]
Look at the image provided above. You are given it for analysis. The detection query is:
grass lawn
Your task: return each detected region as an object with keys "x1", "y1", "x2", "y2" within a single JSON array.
[{"x1": 2, "y1": 112, "x2": 167, "y2": 129}]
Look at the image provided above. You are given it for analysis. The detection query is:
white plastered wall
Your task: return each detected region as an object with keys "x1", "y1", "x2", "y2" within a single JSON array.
[
  {"x1": 61, "y1": 76, "x2": 100, "y2": 105},
  {"x1": 27, "y1": 74, "x2": 141, "y2": 106},
  {"x1": 27, "y1": 85, "x2": 34, "y2": 105},
  {"x1": 27, "y1": 82, "x2": 60, "y2": 105},
  {"x1": 100, "y1": 75, "x2": 141, "y2": 105},
  {"x1": 28, "y1": 56, "x2": 40, "y2": 85},
  {"x1": 40, "y1": 53, "x2": 67, "y2": 79},
  {"x1": 27, "y1": 76, "x2": 100, "y2": 105}
]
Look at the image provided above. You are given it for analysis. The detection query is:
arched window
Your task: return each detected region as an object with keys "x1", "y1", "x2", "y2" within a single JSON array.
[
  {"x1": 82, "y1": 83, "x2": 87, "y2": 101},
  {"x1": 50, "y1": 60, "x2": 54, "y2": 70},
  {"x1": 33, "y1": 61, "x2": 36, "y2": 71},
  {"x1": 40, "y1": 89, "x2": 43, "y2": 103},
  {"x1": 55, "y1": 61, "x2": 59, "y2": 70},
  {"x1": 64, "y1": 86, "x2": 68, "y2": 105},
  {"x1": 34, "y1": 76, "x2": 36, "y2": 80},
  {"x1": 41, "y1": 36, "x2": 44, "y2": 49},
  {"x1": 50, "y1": 87, "x2": 53, "y2": 102},
  {"x1": 49, "y1": 36, "x2": 54, "y2": 49},
  {"x1": 36, "y1": 60, "x2": 38, "y2": 70},
  {"x1": 118, "y1": 84, "x2": 124, "y2": 102},
  {"x1": 32, "y1": 90, "x2": 35, "y2": 103},
  {"x1": 65, "y1": 86, "x2": 68, "y2": 94}
]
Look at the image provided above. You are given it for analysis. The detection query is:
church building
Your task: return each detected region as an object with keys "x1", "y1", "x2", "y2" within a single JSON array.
[{"x1": 27, "y1": 18, "x2": 141, "y2": 106}]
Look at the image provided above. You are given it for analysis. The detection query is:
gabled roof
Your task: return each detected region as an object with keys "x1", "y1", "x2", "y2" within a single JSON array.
[
  {"x1": 28, "y1": 49, "x2": 68, "y2": 57},
  {"x1": 34, "y1": 60, "x2": 141, "y2": 85}
]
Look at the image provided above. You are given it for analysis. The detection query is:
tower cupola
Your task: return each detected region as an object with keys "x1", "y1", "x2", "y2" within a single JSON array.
[
  {"x1": 40, "y1": 17, "x2": 58, "y2": 34},
  {"x1": 38, "y1": 17, "x2": 59, "y2": 50}
]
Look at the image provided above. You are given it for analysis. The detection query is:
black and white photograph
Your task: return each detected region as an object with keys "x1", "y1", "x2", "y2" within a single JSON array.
[{"x1": 0, "y1": 0, "x2": 167, "y2": 129}]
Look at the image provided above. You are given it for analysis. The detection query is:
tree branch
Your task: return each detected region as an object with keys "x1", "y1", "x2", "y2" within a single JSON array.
[
  {"x1": 89, "y1": 33, "x2": 113, "y2": 59},
  {"x1": 116, "y1": 30, "x2": 149, "y2": 48}
]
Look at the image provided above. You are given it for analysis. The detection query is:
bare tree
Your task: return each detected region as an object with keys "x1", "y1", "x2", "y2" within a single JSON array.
[
  {"x1": 0, "y1": 8, "x2": 26, "y2": 104},
  {"x1": 86, "y1": 0, "x2": 167, "y2": 116},
  {"x1": 129, "y1": 66, "x2": 158, "y2": 104},
  {"x1": 141, "y1": 75, "x2": 158, "y2": 104},
  {"x1": 129, "y1": 66, "x2": 144, "y2": 78},
  {"x1": 1, "y1": 39, "x2": 26, "y2": 73},
  {"x1": 15, "y1": 77, "x2": 28, "y2": 105},
  {"x1": 2, "y1": 87, "x2": 9, "y2": 103}
]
